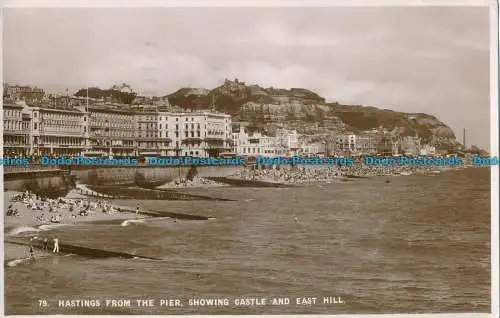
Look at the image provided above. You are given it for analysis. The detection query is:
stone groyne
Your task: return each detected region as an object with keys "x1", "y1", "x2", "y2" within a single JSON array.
[
  {"x1": 86, "y1": 185, "x2": 235, "y2": 201},
  {"x1": 204, "y1": 177, "x2": 294, "y2": 188},
  {"x1": 5, "y1": 238, "x2": 164, "y2": 261}
]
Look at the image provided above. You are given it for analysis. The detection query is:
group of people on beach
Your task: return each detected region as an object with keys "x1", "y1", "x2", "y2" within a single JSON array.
[
  {"x1": 5, "y1": 190, "x2": 127, "y2": 260},
  {"x1": 28, "y1": 236, "x2": 59, "y2": 260},
  {"x1": 7, "y1": 190, "x2": 124, "y2": 224},
  {"x1": 165, "y1": 176, "x2": 222, "y2": 188},
  {"x1": 237, "y1": 162, "x2": 434, "y2": 184}
]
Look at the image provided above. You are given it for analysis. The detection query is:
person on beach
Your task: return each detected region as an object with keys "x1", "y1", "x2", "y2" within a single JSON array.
[
  {"x1": 29, "y1": 238, "x2": 35, "y2": 260},
  {"x1": 53, "y1": 237, "x2": 59, "y2": 253},
  {"x1": 29, "y1": 245, "x2": 35, "y2": 260},
  {"x1": 42, "y1": 237, "x2": 48, "y2": 250},
  {"x1": 136, "y1": 205, "x2": 140, "y2": 215}
]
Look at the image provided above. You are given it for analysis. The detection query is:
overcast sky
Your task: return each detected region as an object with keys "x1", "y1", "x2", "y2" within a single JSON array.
[{"x1": 3, "y1": 6, "x2": 491, "y2": 149}]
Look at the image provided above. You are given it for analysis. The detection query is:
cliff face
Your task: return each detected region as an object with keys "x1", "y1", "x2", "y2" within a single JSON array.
[
  {"x1": 328, "y1": 105, "x2": 457, "y2": 145},
  {"x1": 166, "y1": 79, "x2": 459, "y2": 149}
]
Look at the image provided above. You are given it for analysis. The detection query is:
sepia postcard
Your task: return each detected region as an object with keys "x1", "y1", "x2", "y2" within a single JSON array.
[{"x1": 1, "y1": 0, "x2": 498, "y2": 317}]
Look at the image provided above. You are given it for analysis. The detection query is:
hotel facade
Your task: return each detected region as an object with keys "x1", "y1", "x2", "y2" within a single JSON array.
[{"x1": 2, "y1": 101, "x2": 232, "y2": 157}]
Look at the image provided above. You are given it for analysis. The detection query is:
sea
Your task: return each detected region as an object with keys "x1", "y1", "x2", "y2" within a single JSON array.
[{"x1": 4, "y1": 167, "x2": 491, "y2": 315}]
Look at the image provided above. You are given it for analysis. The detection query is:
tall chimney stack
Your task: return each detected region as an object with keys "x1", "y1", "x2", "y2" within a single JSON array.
[{"x1": 463, "y1": 128, "x2": 466, "y2": 149}]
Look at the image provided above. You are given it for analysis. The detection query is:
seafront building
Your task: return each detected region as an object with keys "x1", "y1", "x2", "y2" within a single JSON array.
[
  {"x1": 276, "y1": 129, "x2": 300, "y2": 156},
  {"x1": 3, "y1": 101, "x2": 87, "y2": 156},
  {"x1": 159, "y1": 110, "x2": 232, "y2": 157},
  {"x1": 299, "y1": 142, "x2": 325, "y2": 156},
  {"x1": 33, "y1": 105, "x2": 87, "y2": 156},
  {"x1": 134, "y1": 105, "x2": 160, "y2": 156},
  {"x1": 232, "y1": 125, "x2": 284, "y2": 156},
  {"x1": 2, "y1": 99, "x2": 232, "y2": 157},
  {"x1": 3, "y1": 103, "x2": 30, "y2": 155},
  {"x1": 87, "y1": 105, "x2": 136, "y2": 156}
]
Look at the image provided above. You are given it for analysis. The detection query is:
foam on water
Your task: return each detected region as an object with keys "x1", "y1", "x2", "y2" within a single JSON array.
[
  {"x1": 144, "y1": 216, "x2": 170, "y2": 221},
  {"x1": 6, "y1": 258, "x2": 31, "y2": 268},
  {"x1": 121, "y1": 219, "x2": 147, "y2": 227},
  {"x1": 8, "y1": 226, "x2": 40, "y2": 236},
  {"x1": 37, "y1": 224, "x2": 71, "y2": 231},
  {"x1": 6, "y1": 253, "x2": 75, "y2": 268}
]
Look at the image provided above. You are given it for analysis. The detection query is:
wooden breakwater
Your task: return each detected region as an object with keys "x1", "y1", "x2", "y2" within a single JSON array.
[
  {"x1": 5, "y1": 238, "x2": 164, "y2": 261},
  {"x1": 204, "y1": 177, "x2": 294, "y2": 188},
  {"x1": 86, "y1": 185, "x2": 234, "y2": 201}
]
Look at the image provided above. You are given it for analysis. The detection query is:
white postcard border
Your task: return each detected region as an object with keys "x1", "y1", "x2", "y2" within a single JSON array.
[{"x1": 0, "y1": 0, "x2": 497, "y2": 318}]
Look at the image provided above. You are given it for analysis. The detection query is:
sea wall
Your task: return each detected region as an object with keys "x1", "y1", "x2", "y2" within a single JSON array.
[
  {"x1": 70, "y1": 166, "x2": 192, "y2": 186},
  {"x1": 70, "y1": 165, "x2": 243, "y2": 186},
  {"x1": 195, "y1": 165, "x2": 244, "y2": 178},
  {"x1": 3, "y1": 165, "x2": 246, "y2": 191},
  {"x1": 4, "y1": 170, "x2": 74, "y2": 197}
]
